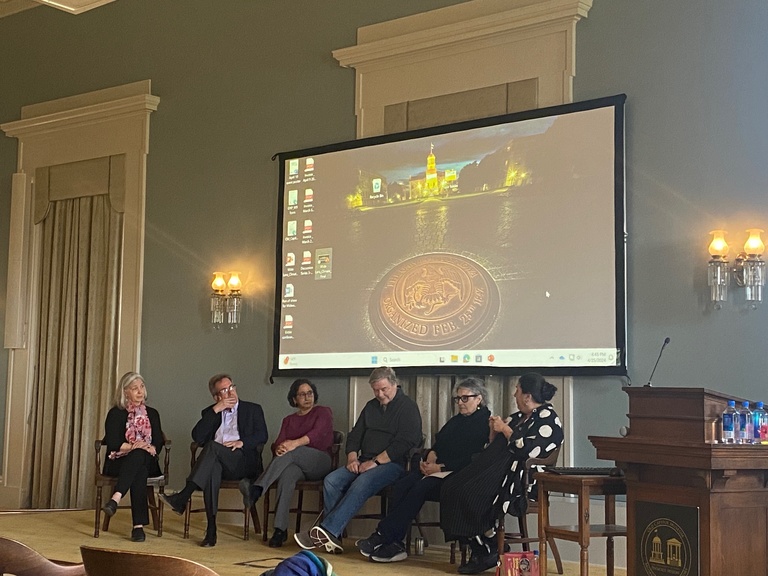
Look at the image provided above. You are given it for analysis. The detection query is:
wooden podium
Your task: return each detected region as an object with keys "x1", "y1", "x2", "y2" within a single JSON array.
[{"x1": 590, "y1": 387, "x2": 768, "y2": 576}]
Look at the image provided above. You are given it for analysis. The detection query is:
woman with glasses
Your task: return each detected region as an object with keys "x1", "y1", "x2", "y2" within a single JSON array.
[
  {"x1": 101, "y1": 371, "x2": 165, "y2": 542},
  {"x1": 238, "y1": 378, "x2": 333, "y2": 547},
  {"x1": 440, "y1": 372, "x2": 564, "y2": 575},
  {"x1": 356, "y1": 377, "x2": 491, "y2": 563}
]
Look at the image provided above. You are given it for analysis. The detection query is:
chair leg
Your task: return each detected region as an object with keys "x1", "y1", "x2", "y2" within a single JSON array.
[
  {"x1": 450, "y1": 541, "x2": 456, "y2": 565},
  {"x1": 262, "y1": 488, "x2": 270, "y2": 542},
  {"x1": 296, "y1": 489, "x2": 304, "y2": 533},
  {"x1": 243, "y1": 504, "x2": 250, "y2": 541},
  {"x1": 147, "y1": 487, "x2": 160, "y2": 533},
  {"x1": 250, "y1": 504, "x2": 261, "y2": 535},
  {"x1": 518, "y1": 514, "x2": 530, "y2": 552},
  {"x1": 156, "y1": 488, "x2": 164, "y2": 537},
  {"x1": 183, "y1": 501, "x2": 191, "y2": 539},
  {"x1": 94, "y1": 487, "x2": 102, "y2": 538},
  {"x1": 549, "y1": 535, "x2": 564, "y2": 574}
]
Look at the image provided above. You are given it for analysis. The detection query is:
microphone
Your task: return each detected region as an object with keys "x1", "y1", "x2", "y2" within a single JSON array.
[{"x1": 644, "y1": 337, "x2": 671, "y2": 387}]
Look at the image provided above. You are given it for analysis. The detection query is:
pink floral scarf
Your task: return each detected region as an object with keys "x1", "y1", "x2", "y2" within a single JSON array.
[{"x1": 108, "y1": 402, "x2": 153, "y2": 460}]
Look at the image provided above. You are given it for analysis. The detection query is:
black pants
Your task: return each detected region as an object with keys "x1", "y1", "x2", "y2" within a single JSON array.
[
  {"x1": 109, "y1": 449, "x2": 159, "y2": 526},
  {"x1": 188, "y1": 442, "x2": 251, "y2": 522},
  {"x1": 377, "y1": 470, "x2": 443, "y2": 544}
]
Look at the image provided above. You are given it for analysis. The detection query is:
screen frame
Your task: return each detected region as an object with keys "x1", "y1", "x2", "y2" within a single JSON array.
[{"x1": 272, "y1": 94, "x2": 628, "y2": 378}]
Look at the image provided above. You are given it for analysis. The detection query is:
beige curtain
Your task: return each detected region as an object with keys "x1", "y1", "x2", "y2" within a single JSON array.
[{"x1": 29, "y1": 159, "x2": 123, "y2": 508}]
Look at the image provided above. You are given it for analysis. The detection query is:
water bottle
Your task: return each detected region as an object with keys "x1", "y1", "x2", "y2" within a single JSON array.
[
  {"x1": 753, "y1": 401, "x2": 768, "y2": 444},
  {"x1": 737, "y1": 401, "x2": 753, "y2": 444},
  {"x1": 532, "y1": 550, "x2": 540, "y2": 575},
  {"x1": 721, "y1": 400, "x2": 737, "y2": 443}
]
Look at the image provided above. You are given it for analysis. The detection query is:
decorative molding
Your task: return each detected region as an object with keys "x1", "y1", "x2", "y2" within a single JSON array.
[{"x1": 333, "y1": 0, "x2": 592, "y2": 137}]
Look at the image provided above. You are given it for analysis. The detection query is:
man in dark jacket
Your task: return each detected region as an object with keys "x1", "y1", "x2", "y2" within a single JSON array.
[
  {"x1": 294, "y1": 366, "x2": 422, "y2": 553},
  {"x1": 160, "y1": 373, "x2": 268, "y2": 546}
]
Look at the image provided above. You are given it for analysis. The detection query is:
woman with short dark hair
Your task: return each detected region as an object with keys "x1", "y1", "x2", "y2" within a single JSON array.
[
  {"x1": 356, "y1": 377, "x2": 492, "y2": 563},
  {"x1": 440, "y1": 372, "x2": 564, "y2": 574},
  {"x1": 239, "y1": 378, "x2": 333, "y2": 547}
]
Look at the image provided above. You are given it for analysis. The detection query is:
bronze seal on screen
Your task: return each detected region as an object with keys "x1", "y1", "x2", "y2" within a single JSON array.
[{"x1": 369, "y1": 253, "x2": 499, "y2": 349}]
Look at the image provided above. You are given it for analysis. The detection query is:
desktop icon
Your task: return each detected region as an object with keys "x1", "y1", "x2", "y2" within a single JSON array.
[
  {"x1": 287, "y1": 220, "x2": 297, "y2": 237},
  {"x1": 287, "y1": 189, "x2": 298, "y2": 206},
  {"x1": 286, "y1": 252, "x2": 295, "y2": 267},
  {"x1": 463, "y1": 354, "x2": 471, "y2": 363},
  {"x1": 284, "y1": 284, "x2": 294, "y2": 298},
  {"x1": 372, "y1": 178, "x2": 382, "y2": 194},
  {"x1": 487, "y1": 354, "x2": 495, "y2": 362},
  {"x1": 302, "y1": 251, "x2": 312, "y2": 264},
  {"x1": 371, "y1": 356, "x2": 378, "y2": 364},
  {"x1": 475, "y1": 354, "x2": 483, "y2": 363},
  {"x1": 304, "y1": 189, "x2": 314, "y2": 203},
  {"x1": 305, "y1": 157, "x2": 314, "y2": 172},
  {"x1": 288, "y1": 159, "x2": 299, "y2": 176},
  {"x1": 450, "y1": 355, "x2": 459, "y2": 363},
  {"x1": 303, "y1": 220, "x2": 313, "y2": 234},
  {"x1": 284, "y1": 315, "x2": 293, "y2": 329}
]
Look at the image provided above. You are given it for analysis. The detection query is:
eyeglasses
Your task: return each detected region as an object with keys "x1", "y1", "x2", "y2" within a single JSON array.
[
  {"x1": 295, "y1": 391, "x2": 314, "y2": 399},
  {"x1": 452, "y1": 394, "x2": 480, "y2": 404},
  {"x1": 217, "y1": 384, "x2": 237, "y2": 396}
]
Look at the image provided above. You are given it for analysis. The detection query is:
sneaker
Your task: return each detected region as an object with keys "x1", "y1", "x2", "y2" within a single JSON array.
[
  {"x1": 294, "y1": 530, "x2": 317, "y2": 550},
  {"x1": 238, "y1": 478, "x2": 263, "y2": 509},
  {"x1": 356, "y1": 531, "x2": 386, "y2": 557},
  {"x1": 457, "y1": 552, "x2": 498, "y2": 574},
  {"x1": 102, "y1": 499, "x2": 118, "y2": 517},
  {"x1": 370, "y1": 541, "x2": 407, "y2": 563},
  {"x1": 159, "y1": 492, "x2": 187, "y2": 516},
  {"x1": 310, "y1": 525, "x2": 344, "y2": 554}
]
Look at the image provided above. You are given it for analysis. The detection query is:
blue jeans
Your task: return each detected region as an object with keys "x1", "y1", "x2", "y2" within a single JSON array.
[{"x1": 321, "y1": 462, "x2": 405, "y2": 537}]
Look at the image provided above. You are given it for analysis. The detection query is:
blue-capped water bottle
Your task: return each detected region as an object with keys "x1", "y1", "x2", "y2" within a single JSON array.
[
  {"x1": 753, "y1": 401, "x2": 768, "y2": 444},
  {"x1": 721, "y1": 400, "x2": 737, "y2": 444},
  {"x1": 737, "y1": 401, "x2": 753, "y2": 444}
]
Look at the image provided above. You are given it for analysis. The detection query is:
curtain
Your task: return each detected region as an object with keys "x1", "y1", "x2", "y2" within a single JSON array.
[{"x1": 29, "y1": 193, "x2": 123, "y2": 508}]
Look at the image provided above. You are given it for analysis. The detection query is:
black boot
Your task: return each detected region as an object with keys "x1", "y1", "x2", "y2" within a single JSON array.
[
  {"x1": 269, "y1": 527, "x2": 288, "y2": 547},
  {"x1": 458, "y1": 537, "x2": 498, "y2": 574}
]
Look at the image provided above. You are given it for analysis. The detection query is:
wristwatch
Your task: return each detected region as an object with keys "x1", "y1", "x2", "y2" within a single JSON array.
[{"x1": 373, "y1": 458, "x2": 382, "y2": 466}]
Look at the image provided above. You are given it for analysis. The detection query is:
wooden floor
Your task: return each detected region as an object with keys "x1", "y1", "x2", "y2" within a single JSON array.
[{"x1": 0, "y1": 509, "x2": 624, "y2": 576}]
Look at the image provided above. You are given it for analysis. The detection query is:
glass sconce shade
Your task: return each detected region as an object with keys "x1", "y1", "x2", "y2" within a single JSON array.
[
  {"x1": 227, "y1": 271, "x2": 242, "y2": 293},
  {"x1": 744, "y1": 229, "x2": 765, "y2": 257},
  {"x1": 211, "y1": 272, "x2": 227, "y2": 293},
  {"x1": 210, "y1": 271, "x2": 243, "y2": 328},
  {"x1": 708, "y1": 230, "x2": 729, "y2": 258}
]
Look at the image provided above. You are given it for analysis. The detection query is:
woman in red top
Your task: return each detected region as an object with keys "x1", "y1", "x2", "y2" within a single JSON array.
[{"x1": 239, "y1": 378, "x2": 333, "y2": 547}]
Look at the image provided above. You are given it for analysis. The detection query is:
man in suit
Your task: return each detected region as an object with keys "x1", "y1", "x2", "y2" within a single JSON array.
[{"x1": 160, "y1": 373, "x2": 268, "y2": 546}]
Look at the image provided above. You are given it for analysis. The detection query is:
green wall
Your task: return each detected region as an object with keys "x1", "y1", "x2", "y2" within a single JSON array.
[{"x1": 0, "y1": 0, "x2": 766, "y2": 485}]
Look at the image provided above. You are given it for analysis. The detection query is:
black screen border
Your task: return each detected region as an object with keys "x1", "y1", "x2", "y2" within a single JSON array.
[{"x1": 272, "y1": 94, "x2": 628, "y2": 378}]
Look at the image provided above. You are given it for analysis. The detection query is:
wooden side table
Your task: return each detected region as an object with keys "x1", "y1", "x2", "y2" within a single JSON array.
[{"x1": 536, "y1": 472, "x2": 627, "y2": 576}]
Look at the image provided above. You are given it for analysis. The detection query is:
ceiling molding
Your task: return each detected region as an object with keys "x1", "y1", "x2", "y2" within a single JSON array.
[{"x1": 0, "y1": 0, "x2": 116, "y2": 17}]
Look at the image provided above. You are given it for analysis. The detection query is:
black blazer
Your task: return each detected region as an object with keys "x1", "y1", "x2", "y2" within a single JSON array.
[
  {"x1": 102, "y1": 405, "x2": 163, "y2": 477},
  {"x1": 191, "y1": 400, "x2": 268, "y2": 477}
]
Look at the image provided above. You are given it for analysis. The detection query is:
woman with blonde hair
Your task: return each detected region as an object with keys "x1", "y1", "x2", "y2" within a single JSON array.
[{"x1": 100, "y1": 371, "x2": 165, "y2": 542}]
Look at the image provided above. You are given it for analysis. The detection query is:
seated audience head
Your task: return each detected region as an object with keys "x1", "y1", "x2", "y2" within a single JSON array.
[
  {"x1": 515, "y1": 372, "x2": 557, "y2": 414},
  {"x1": 288, "y1": 378, "x2": 318, "y2": 409},
  {"x1": 115, "y1": 371, "x2": 147, "y2": 409},
  {"x1": 208, "y1": 373, "x2": 237, "y2": 400},
  {"x1": 368, "y1": 366, "x2": 399, "y2": 406},
  {"x1": 453, "y1": 377, "x2": 489, "y2": 415}
]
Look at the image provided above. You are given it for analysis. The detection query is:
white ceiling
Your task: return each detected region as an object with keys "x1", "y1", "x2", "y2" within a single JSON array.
[{"x1": 0, "y1": 0, "x2": 115, "y2": 17}]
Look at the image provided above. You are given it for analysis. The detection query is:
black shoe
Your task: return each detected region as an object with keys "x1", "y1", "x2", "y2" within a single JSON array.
[
  {"x1": 159, "y1": 492, "x2": 187, "y2": 515},
  {"x1": 356, "y1": 531, "x2": 386, "y2": 557},
  {"x1": 102, "y1": 499, "x2": 118, "y2": 517},
  {"x1": 269, "y1": 528, "x2": 288, "y2": 548},
  {"x1": 201, "y1": 528, "x2": 217, "y2": 547},
  {"x1": 457, "y1": 553, "x2": 498, "y2": 574},
  {"x1": 370, "y1": 541, "x2": 408, "y2": 563},
  {"x1": 238, "y1": 478, "x2": 262, "y2": 509},
  {"x1": 130, "y1": 527, "x2": 146, "y2": 542}
]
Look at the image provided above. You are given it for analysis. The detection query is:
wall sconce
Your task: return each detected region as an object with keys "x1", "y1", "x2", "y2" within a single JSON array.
[
  {"x1": 707, "y1": 229, "x2": 765, "y2": 309},
  {"x1": 210, "y1": 271, "x2": 242, "y2": 329}
]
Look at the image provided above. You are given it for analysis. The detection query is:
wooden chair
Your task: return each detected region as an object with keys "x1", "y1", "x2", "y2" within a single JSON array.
[
  {"x1": 0, "y1": 537, "x2": 86, "y2": 576},
  {"x1": 261, "y1": 430, "x2": 344, "y2": 539},
  {"x1": 183, "y1": 442, "x2": 263, "y2": 540},
  {"x1": 93, "y1": 435, "x2": 171, "y2": 538},
  {"x1": 80, "y1": 545, "x2": 219, "y2": 576},
  {"x1": 497, "y1": 445, "x2": 564, "y2": 574}
]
